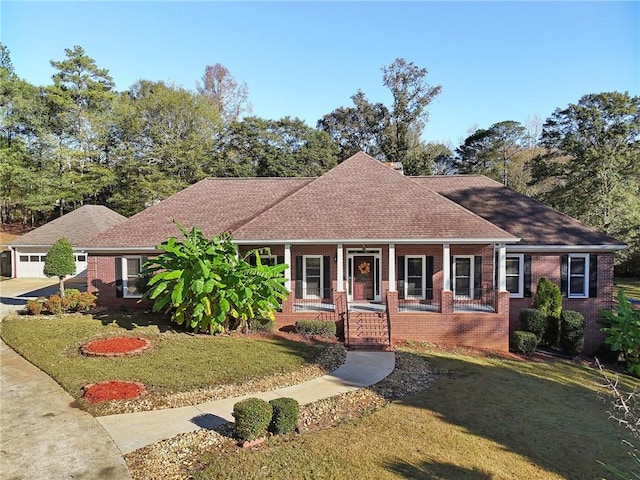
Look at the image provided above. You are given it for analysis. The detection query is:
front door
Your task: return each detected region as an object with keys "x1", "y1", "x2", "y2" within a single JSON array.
[{"x1": 352, "y1": 255, "x2": 374, "y2": 301}]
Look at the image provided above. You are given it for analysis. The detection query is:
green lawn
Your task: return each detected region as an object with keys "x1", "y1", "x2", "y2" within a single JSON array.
[
  {"x1": 614, "y1": 277, "x2": 640, "y2": 301},
  {"x1": 0, "y1": 312, "x2": 324, "y2": 415},
  {"x1": 194, "y1": 346, "x2": 640, "y2": 480}
]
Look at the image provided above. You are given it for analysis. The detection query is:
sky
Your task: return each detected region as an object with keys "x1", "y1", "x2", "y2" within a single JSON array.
[{"x1": 2, "y1": 1, "x2": 638, "y2": 146}]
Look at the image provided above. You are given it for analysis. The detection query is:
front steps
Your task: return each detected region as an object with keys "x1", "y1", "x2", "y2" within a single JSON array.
[{"x1": 347, "y1": 311, "x2": 390, "y2": 350}]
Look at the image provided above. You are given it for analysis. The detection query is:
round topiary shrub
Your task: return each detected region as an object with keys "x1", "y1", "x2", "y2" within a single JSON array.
[
  {"x1": 560, "y1": 310, "x2": 585, "y2": 356},
  {"x1": 295, "y1": 319, "x2": 337, "y2": 338},
  {"x1": 519, "y1": 308, "x2": 546, "y2": 341},
  {"x1": 269, "y1": 397, "x2": 299, "y2": 435},
  {"x1": 232, "y1": 397, "x2": 273, "y2": 442},
  {"x1": 512, "y1": 330, "x2": 539, "y2": 355}
]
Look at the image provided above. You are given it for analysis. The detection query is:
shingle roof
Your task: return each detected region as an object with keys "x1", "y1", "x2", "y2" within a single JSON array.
[
  {"x1": 9, "y1": 205, "x2": 127, "y2": 247},
  {"x1": 413, "y1": 175, "x2": 625, "y2": 247},
  {"x1": 84, "y1": 177, "x2": 313, "y2": 248},
  {"x1": 233, "y1": 152, "x2": 517, "y2": 242}
]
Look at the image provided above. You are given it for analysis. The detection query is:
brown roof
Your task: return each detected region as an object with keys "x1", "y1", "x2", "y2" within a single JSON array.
[
  {"x1": 413, "y1": 175, "x2": 625, "y2": 247},
  {"x1": 9, "y1": 205, "x2": 127, "y2": 247},
  {"x1": 84, "y1": 177, "x2": 313, "y2": 248},
  {"x1": 233, "y1": 152, "x2": 517, "y2": 242}
]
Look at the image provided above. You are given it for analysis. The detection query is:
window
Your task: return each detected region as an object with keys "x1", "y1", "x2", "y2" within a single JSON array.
[
  {"x1": 29, "y1": 255, "x2": 40, "y2": 262},
  {"x1": 261, "y1": 255, "x2": 277, "y2": 267},
  {"x1": 405, "y1": 256, "x2": 425, "y2": 299},
  {"x1": 40, "y1": 256, "x2": 48, "y2": 262},
  {"x1": 568, "y1": 254, "x2": 589, "y2": 298},
  {"x1": 123, "y1": 257, "x2": 143, "y2": 298},
  {"x1": 303, "y1": 255, "x2": 323, "y2": 298},
  {"x1": 506, "y1": 254, "x2": 524, "y2": 298},
  {"x1": 19, "y1": 255, "x2": 28, "y2": 262},
  {"x1": 76, "y1": 254, "x2": 87, "y2": 262},
  {"x1": 453, "y1": 256, "x2": 474, "y2": 298}
]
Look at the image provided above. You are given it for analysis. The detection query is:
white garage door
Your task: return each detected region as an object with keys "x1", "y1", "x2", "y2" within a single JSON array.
[{"x1": 15, "y1": 252, "x2": 88, "y2": 278}]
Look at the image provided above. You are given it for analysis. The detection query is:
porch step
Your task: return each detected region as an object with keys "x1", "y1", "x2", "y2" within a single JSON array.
[{"x1": 347, "y1": 311, "x2": 390, "y2": 350}]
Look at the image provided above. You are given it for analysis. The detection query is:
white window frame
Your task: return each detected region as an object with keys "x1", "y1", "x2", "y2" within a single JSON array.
[
  {"x1": 302, "y1": 255, "x2": 323, "y2": 299},
  {"x1": 506, "y1": 254, "x2": 524, "y2": 299},
  {"x1": 453, "y1": 255, "x2": 474, "y2": 299},
  {"x1": 260, "y1": 254, "x2": 278, "y2": 267},
  {"x1": 568, "y1": 253, "x2": 589, "y2": 299},
  {"x1": 405, "y1": 255, "x2": 426, "y2": 300},
  {"x1": 122, "y1": 256, "x2": 143, "y2": 298}
]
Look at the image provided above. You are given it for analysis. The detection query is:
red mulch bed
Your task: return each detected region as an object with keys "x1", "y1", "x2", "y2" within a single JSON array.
[
  {"x1": 81, "y1": 337, "x2": 152, "y2": 357},
  {"x1": 82, "y1": 381, "x2": 147, "y2": 403}
]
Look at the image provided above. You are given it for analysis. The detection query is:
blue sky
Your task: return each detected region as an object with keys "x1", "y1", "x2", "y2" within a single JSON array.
[{"x1": 2, "y1": 1, "x2": 638, "y2": 146}]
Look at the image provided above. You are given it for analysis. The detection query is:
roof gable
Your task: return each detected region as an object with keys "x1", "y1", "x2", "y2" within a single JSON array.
[
  {"x1": 10, "y1": 205, "x2": 127, "y2": 247},
  {"x1": 413, "y1": 175, "x2": 625, "y2": 247},
  {"x1": 84, "y1": 177, "x2": 313, "y2": 248},
  {"x1": 233, "y1": 152, "x2": 517, "y2": 242}
]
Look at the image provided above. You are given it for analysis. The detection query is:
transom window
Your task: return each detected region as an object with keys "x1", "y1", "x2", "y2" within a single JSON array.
[
  {"x1": 506, "y1": 254, "x2": 524, "y2": 298},
  {"x1": 568, "y1": 254, "x2": 589, "y2": 298}
]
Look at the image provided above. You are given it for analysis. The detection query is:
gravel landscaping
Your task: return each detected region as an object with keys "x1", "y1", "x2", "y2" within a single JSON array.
[{"x1": 124, "y1": 348, "x2": 436, "y2": 480}]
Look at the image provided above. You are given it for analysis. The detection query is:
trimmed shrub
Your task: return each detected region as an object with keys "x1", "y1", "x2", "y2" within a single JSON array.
[
  {"x1": 512, "y1": 331, "x2": 538, "y2": 355},
  {"x1": 44, "y1": 295, "x2": 71, "y2": 315},
  {"x1": 560, "y1": 310, "x2": 585, "y2": 356},
  {"x1": 25, "y1": 299, "x2": 44, "y2": 315},
  {"x1": 295, "y1": 320, "x2": 337, "y2": 338},
  {"x1": 251, "y1": 317, "x2": 276, "y2": 333},
  {"x1": 232, "y1": 398, "x2": 273, "y2": 442},
  {"x1": 533, "y1": 278, "x2": 563, "y2": 347},
  {"x1": 269, "y1": 397, "x2": 299, "y2": 435},
  {"x1": 519, "y1": 308, "x2": 546, "y2": 341},
  {"x1": 67, "y1": 291, "x2": 97, "y2": 312}
]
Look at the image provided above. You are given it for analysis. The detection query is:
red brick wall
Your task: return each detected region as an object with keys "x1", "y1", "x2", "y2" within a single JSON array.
[
  {"x1": 87, "y1": 255, "x2": 151, "y2": 311},
  {"x1": 508, "y1": 252, "x2": 615, "y2": 354}
]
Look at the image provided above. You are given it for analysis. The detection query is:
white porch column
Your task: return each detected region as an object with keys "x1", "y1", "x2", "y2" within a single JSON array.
[
  {"x1": 284, "y1": 243, "x2": 292, "y2": 292},
  {"x1": 443, "y1": 243, "x2": 451, "y2": 291},
  {"x1": 336, "y1": 244, "x2": 344, "y2": 291},
  {"x1": 498, "y1": 243, "x2": 507, "y2": 291},
  {"x1": 388, "y1": 243, "x2": 396, "y2": 291}
]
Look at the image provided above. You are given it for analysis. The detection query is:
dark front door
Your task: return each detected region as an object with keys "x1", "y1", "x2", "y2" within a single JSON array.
[{"x1": 353, "y1": 255, "x2": 374, "y2": 301}]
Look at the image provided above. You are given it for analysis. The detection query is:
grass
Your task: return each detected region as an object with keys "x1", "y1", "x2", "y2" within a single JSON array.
[
  {"x1": 193, "y1": 346, "x2": 640, "y2": 480},
  {"x1": 0, "y1": 312, "x2": 324, "y2": 415},
  {"x1": 614, "y1": 276, "x2": 640, "y2": 301}
]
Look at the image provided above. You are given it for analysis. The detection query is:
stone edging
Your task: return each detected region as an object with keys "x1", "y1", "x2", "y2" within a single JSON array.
[{"x1": 81, "y1": 337, "x2": 153, "y2": 357}]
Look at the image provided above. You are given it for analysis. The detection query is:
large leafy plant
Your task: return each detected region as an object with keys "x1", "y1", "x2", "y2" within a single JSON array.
[
  {"x1": 601, "y1": 290, "x2": 640, "y2": 376},
  {"x1": 143, "y1": 225, "x2": 288, "y2": 333}
]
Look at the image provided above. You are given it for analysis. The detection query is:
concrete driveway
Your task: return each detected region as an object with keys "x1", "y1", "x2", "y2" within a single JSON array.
[{"x1": 0, "y1": 277, "x2": 87, "y2": 318}]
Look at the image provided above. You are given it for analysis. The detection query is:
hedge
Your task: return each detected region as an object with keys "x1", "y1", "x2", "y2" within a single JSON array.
[
  {"x1": 269, "y1": 397, "x2": 299, "y2": 434},
  {"x1": 560, "y1": 310, "x2": 585, "y2": 356},
  {"x1": 232, "y1": 398, "x2": 273, "y2": 442},
  {"x1": 512, "y1": 331, "x2": 538, "y2": 356},
  {"x1": 295, "y1": 320, "x2": 337, "y2": 338}
]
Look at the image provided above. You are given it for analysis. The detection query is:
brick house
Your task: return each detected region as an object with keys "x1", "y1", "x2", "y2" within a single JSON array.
[{"x1": 82, "y1": 152, "x2": 626, "y2": 353}]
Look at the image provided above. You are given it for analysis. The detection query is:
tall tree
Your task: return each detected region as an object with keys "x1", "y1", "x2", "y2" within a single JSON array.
[
  {"x1": 402, "y1": 142, "x2": 453, "y2": 176},
  {"x1": 218, "y1": 116, "x2": 339, "y2": 177},
  {"x1": 317, "y1": 90, "x2": 389, "y2": 161},
  {"x1": 531, "y1": 92, "x2": 640, "y2": 271},
  {"x1": 197, "y1": 63, "x2": 252, "y2": 123},
  {"x1": 455, "y1": 120, "x2": 530, "y2": 186},
  {"x1": 46, "y1": 45, "x2": 116, "y2": 212},
  {"x1": 108, "y1": 80, "x2": 223, "y2": 215},
  {"x1": 381, "y1": 58, "x2": 441, "y2": 163}
]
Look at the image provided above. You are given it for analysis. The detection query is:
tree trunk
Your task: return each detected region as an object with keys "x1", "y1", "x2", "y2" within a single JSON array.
[{"x1": 59, "y1": 276, "x2": 66, "y2": 297}]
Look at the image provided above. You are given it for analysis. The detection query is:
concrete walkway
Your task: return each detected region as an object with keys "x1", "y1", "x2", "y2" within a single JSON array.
[
  {"x1": 0, "y1": 277, "x2": 86, "y2": 317},
  {"x1": 0, "y1": 339, "x2": 133, "y2": 479},
  {"x1": 98, "y1": 351, "x2": 395, "y2": 453}
]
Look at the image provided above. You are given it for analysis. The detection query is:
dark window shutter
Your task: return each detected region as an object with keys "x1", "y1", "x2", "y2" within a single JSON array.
[
  {"x1": 474, "y1": 256, "x2": 482, "y2": 300},
  {"x1": 277, "y1": 256, "x2": 284, "y2": 265},
  {"x1": 426, "y1": 256, "x2": 434, "y2": 300},
  {"x1": 247, "y1": 253, "x2": 257, "y2": 266},
  {"x1": 140, "y1": 255, "x2": 149, "y2": 294},
  {"x1": 295, "y1": 256, "x2": 303, "y2": 299},
  {"x1": 494, "y1": 251, "x2": 499, "y2": 288},
  {"x1": 323, "y1": 256, "x2": 331, "y2": 299},
  {"x1": 397, "y1": 256, "x2": 405, "y2": 300},
  {"x1": 560, "y1": 255, "x2": 568, "y2": 297},
  {"x1": 589, "y1": 255, "x2": 598, "y2": 298},
  {"x1": 115, "y1": 257, "x2": 123, "y2": 298},
  {"x1": 524, "y1": 255, "x2": 532, "y2": 297}
]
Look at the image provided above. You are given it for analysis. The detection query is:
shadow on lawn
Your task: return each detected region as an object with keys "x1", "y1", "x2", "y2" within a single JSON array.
[
  {"x1": 94, "y1": 311, "x2": 176, "y2": 332},
  {"x1": 384, "y1": 458, "x2": 491, "y2": 480},
  {"x1": 391, "y1": 350, "x2": 638, "y2": 480}
]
